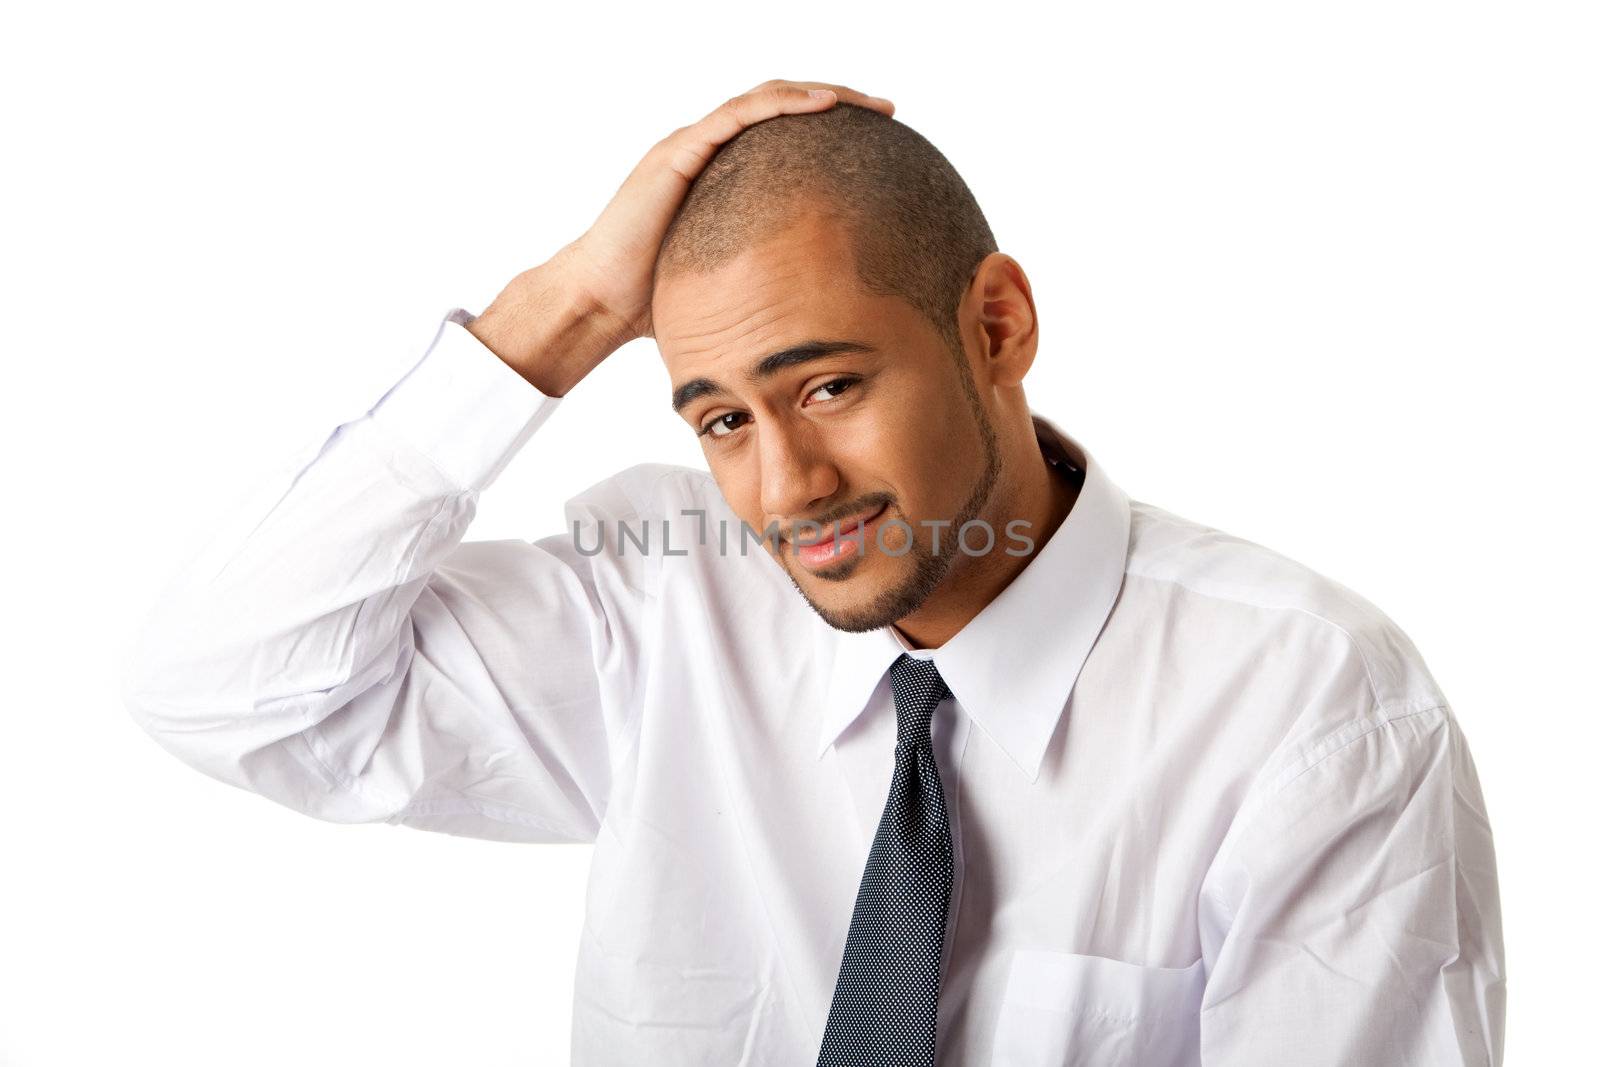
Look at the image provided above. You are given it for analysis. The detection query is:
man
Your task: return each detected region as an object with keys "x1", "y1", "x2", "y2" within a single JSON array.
[{"x1": 121, "y1": 81, "x2": 1506, "y2": 1065}]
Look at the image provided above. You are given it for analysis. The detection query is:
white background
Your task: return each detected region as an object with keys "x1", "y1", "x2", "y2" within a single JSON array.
[{"x1": 2, "y1": 2, "x2": 1594, "y2": 1063}]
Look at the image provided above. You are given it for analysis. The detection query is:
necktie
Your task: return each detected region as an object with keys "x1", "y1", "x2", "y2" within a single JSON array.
[{"x1": 817, "y1": 653, "x2": 955, "y2": 1066}]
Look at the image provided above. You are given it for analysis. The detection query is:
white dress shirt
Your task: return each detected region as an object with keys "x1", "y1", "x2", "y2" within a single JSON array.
[{"x1": 121, "y1": 307, "x2": 1506, "y2": 1066}]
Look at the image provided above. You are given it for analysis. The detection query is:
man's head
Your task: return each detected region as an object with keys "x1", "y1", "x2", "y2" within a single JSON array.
[{"x1": 651, "y1": 103, "x2": 1047, "y2": 634}]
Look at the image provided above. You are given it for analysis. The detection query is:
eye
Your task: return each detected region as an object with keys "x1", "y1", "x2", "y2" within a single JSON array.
[
  {"x1": 697, "y1": 377, "x2": 860, "y2": 442},
  {"x1": 700, "y1": 411, "x2": 750, "y2": 440},
  {"x1": 804, "y1": 377, "x2": 859, "y2": 405}
]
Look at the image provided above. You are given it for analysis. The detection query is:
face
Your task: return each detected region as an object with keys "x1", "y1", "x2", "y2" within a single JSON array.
[{"x1": 653, "y1": 206, "x2": 1004, "y2": 632}]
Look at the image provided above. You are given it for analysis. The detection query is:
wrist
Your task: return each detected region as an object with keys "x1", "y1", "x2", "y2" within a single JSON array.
[{"x1": 469, "y1": 255, "x2": 629, "y2": 397}]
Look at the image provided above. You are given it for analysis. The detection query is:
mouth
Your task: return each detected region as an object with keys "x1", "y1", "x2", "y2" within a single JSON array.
[{"x1": 790, "y1": 503, "x2": 891, "y2": 570}]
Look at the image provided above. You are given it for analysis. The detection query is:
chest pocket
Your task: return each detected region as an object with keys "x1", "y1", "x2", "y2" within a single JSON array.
[{"x1": 990, "y1": 949, "x2": 1206, "y2": 1067}]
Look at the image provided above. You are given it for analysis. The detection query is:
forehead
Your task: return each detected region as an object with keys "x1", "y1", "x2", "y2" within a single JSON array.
[{"x1": 652, "y1": 209, "x2": 884, "y2": 374}]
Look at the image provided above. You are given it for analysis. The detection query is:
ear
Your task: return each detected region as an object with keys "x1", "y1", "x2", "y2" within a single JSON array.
[{"x1": 960, "y1": 252, "x2": 1040, "y2": 389}]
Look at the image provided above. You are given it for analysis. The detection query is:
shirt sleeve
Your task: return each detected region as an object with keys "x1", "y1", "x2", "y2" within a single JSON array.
[
  {"x1": 1197, "y1": 702, "x2": 1507, "y2": 1065},
  {"x1": 119, "y1": 307, "x2": 658, "y2": 844}
]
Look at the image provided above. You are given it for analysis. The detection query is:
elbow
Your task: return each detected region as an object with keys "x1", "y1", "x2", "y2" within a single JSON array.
[
  {"x1": 118, "y1": 645, "x2": 246, "y2": 778},
  {"x1": 117, "y1": 628, "x2": 312, "y2": 785},
  {"x1": 119, "y1": 627, "x2": 178, "y2": 741},
  {"x1": 119, "y1": 649, "x2": 397, "y2": 825},
  {"x1": 117, "y1": 606, "x2": 416, "y2": 827}
]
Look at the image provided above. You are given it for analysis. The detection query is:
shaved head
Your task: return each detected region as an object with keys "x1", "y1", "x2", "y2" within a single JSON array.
[{"x1": 654, "y1": 102, "x2": 998, "y2": 361}]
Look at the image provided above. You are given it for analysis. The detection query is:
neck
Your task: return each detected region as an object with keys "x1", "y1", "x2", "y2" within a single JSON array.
[{"x1": 892, "y1": 428, "x2": 1079, "y2": 649}]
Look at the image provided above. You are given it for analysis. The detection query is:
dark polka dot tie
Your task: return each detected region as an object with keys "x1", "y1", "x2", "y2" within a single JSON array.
[{"x1": 816, "y1": 653, "x2": 954, "y2": 1066}]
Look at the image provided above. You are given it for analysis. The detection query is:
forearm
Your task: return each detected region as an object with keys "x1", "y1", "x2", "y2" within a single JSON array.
[
  {"x1": 121, "y1": 309, "x2": 558, "y2": 780},
  {"x1": 467, "y1": 246, "x2": 632, "y2": 398}
]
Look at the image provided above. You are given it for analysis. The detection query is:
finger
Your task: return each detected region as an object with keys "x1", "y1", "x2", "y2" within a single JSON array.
[
  {"x1": 676, "y1": 85, "x2": 842, "y2": 163},
  {"x1": 693, "y1": 83, "x2": 885, "y2": 148},
  {"x1": 649, "y1": 84, "x2": 890, "y2": 192},
  {"x1": 780, "y1": 82, "x2": 895, "y2": 116},
  {"x1": 740, "y1": 80, "x2": 894, "y2": 116}
]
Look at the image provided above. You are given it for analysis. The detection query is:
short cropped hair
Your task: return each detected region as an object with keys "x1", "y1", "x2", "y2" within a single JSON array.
[{"x1": 655, "y1": 102, "x2": 998, "y2": 359}]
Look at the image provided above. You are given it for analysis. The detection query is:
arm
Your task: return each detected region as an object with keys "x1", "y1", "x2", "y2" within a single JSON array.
[
  {"x1": 119, "y1": 81, "x2": 898, "y2": 843},
  {"x1": 119, "y1": 297, "x2": 648, "y2": 842},
  {"x1": 1197, "y1": 703, "x2": 1506, "y2": 1064}
]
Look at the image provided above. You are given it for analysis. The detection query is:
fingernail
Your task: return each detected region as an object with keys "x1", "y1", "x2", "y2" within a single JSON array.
[{"x1": 808, "y1": 89, "x2": 835, "y2": 100}]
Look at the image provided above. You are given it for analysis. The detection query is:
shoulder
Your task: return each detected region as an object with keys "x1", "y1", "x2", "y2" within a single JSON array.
[
  {"x1": 1118, "y1": 498, "x2": 1467, "y2": 809},
  {"x1": 1121, "y1": 506, "x2": 1496, "y2": 900},
  {"x1": 554, "y1": 461, "x2": 789, "y2": 597},
  {"x1": 1122, "y1": 498, "x2": 1445, "y2": 714},
  {"x1": 561, "y1": 461, "x2": 727, "y2": 523}
]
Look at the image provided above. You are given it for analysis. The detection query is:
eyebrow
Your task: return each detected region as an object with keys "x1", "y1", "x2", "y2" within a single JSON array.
[{"x1": 670, "y1": 340, "x2": 879, "y2": 414}]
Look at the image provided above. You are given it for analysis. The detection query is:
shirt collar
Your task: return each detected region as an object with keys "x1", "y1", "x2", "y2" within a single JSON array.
[{"x1": 814, "y1": 412, "x2": 1132, "y2": 782}]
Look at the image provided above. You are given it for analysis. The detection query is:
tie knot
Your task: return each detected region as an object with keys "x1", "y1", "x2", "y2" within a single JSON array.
[{"x1": 889, "y1": 653, "x2": 950, "y2": 747}]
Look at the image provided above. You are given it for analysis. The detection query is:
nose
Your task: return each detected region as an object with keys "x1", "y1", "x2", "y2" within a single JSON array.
[{"x1": 759, "y1": 418, "x2": 840, "y2": 531}]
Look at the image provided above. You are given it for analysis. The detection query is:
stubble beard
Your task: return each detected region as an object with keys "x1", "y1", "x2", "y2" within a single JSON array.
[{"x1": 784, "y1": 384, "x2": 1004, "y2": 634}]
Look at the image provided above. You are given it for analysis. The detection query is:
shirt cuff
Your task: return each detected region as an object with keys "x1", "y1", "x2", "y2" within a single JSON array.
[{"x1": 369, "y1": 307, "x2": 561, "y2": 491}]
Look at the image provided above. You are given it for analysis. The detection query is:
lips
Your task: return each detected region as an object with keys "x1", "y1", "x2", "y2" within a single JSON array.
[
  {"x1": 796, "y1": 504, "x2": 883, "y2": 544},
  {"x1": 791, "y1": 503, "x2": 890, "y2": 569}
]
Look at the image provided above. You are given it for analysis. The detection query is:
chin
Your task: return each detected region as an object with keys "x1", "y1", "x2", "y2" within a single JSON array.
[{"x1": 788, "y1": 553, "x2": 945, "y2": 634}]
